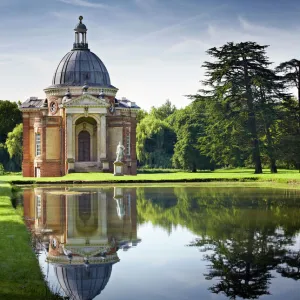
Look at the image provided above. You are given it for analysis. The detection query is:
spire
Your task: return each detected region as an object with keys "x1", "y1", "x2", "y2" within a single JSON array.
[{"x1": 73, "y1": 16, "x2": 89, "y2": 50}]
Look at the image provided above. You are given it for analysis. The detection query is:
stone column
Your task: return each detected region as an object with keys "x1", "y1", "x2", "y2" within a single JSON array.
[
  {"x1": 100, "y1": 192, "x2": 107, "y2": 239},
  {"x1": 72, "y1": 123, "x2": 76, "y2": 161},
  {"x1": 66, "y1": 114, "x2": 74, "y2": 172},
  {"x1": 97, "y1": 121, "x2": 101, "y2": 163},
  {"x1": 100, "y1": 115, "x2": 107, "y2": 159},
  {"x1": 66, "y1": 115, "x2": 73, "y2": 159}
]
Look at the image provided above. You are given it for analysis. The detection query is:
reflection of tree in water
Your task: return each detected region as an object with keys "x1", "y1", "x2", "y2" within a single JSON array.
[
  {"x1": 277, "y1": 250, "x2": 300, "y2": 280},
  {"x1": 190, "y1": 227, "x2": 290, "y2": 299},
  {"x1": 137, "y1": 186, "x2": 300, "y2": 299}
]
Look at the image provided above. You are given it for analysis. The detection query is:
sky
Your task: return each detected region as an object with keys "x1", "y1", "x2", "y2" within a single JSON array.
[{"x1": 1, "y1": 0, "x2": 300, "y2": 111}]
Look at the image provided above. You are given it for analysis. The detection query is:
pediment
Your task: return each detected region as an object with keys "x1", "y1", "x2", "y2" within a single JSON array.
[{"x1": 63, "y1": 94, "x2": 109, "y2": 108}]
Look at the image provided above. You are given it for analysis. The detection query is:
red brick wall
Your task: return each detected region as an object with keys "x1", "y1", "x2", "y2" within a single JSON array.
[
  {"x1": 22, "y1": 115, "x2": 34, "y2": 177},
  {"x1": 40, "y1": 161, "x2": 62, "y2": 177}
]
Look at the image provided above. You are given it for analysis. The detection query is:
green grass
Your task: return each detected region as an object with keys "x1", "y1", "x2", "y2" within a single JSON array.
[
  {"x1": 0, "y1": 183, "x2": 61, "y2": 300},
  {"x1": 0, "y1": 168, "x2": 299, "y2": 185}
]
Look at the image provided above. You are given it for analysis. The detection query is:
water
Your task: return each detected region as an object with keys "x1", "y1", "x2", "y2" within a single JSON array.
[{"x1": 21, "y1": 186, "x2": 300, "y2": 300}]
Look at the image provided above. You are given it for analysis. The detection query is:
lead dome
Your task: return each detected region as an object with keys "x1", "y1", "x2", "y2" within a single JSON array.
[{"x1": 51, "y1": 16, "x2": 112, "y2": 88}]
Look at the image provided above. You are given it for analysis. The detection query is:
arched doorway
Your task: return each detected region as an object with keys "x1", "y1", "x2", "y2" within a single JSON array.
[{"x1": 78, "y1": 131, "x2": 90, "y2": 161}]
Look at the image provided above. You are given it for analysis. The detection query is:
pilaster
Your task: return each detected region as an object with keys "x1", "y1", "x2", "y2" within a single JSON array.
[{"x1": 100, "y1": 115, "x2": 107, "y2": 159}]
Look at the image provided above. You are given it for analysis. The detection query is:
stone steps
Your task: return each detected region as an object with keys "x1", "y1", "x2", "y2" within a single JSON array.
[{"x1": 74, "y1": 162, "x2": 102, "y2": 173}]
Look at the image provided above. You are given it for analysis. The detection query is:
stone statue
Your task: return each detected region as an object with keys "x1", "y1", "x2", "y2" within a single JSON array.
[{"x1": 115, "y1": 142, "x2": 125, "y2": 162}]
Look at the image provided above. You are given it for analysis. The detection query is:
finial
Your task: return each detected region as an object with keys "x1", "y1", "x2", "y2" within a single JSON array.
[{"x1": 79, "y1": 16, "x2": 83, "y2": 23}]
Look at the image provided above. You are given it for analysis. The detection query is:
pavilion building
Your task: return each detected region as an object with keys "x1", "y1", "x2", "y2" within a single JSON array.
[{"x1": 20, "y1": 16, "x2": 139, "y2": 177}]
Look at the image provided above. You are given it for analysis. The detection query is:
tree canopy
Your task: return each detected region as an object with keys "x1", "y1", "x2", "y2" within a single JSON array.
[
  {"x1": 0, "y1": 100, "x2": 22, "y2": 144},
  {"x1": 0, "y1": 100, "x2": 22, "y2": 172},
  {"x1": 5, "y1": 123, "x2": 23, "y2": 170}
]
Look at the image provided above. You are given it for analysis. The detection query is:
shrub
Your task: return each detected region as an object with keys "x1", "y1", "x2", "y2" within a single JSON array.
[{"x1": 0, "y1": 163, "x2": 4, "y2": 175}]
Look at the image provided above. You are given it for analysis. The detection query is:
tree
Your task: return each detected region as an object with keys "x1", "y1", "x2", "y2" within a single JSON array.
[
  {"x1": 136, "y1": 109, "x2": 148, "y2": 123},
  {"x1": 197, "y1": 42, "x2": 280, "y2": 173},
  {"x1": 136, "y1": 115, "x2": 176, "y2": 168},
  {"x1": 5, "y1": 123, "x2": 23, "y2": 170},
  {"x1": 168, "y1": 101, "x2": 214, "y2": 171},
  {"x1": 193, "y1": 95, "x2": 250, "y2": 168},
  {"x1": 0, "y1": 100, "x2": 22, "y2": 143},
  {"x1": 252, "y1": 69, "x2": 290, "y2": 173},
  {"x1": 150, "y1": 99, "x2": 176, "y2": 120},
  {"x1": 276, "y1": 59, "x2": 300, "y2": 122},
  {"x1": 276, "y1": 59, "x2": 300, "y2": 170},
  {"x1": 276, "y1": 97, "x2": 300, "y2": 169}
]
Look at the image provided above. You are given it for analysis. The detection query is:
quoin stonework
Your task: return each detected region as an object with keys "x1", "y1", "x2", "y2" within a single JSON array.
[{"x1": 20, "y1": 16, "x2": 139, "y2": 177}]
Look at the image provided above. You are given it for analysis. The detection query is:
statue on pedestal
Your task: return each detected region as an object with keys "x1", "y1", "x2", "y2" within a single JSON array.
[
  {"x1": 114, "y1": 142, "x2": 125, "y2": 176},
  {"x1": 115, "y1": 142, "x2": 125, "y2": 162}
]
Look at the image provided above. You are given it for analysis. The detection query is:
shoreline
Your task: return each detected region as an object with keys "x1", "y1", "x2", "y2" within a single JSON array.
[
  {"x1": 6, "y1": 177, "x2": 300, "y2": 187},
  {"x1": 0, "y1": 183, "x2": 61, "y2": 299},
  {"x1": 1, "y1": 168, "x2": 299, "y2": 186}
]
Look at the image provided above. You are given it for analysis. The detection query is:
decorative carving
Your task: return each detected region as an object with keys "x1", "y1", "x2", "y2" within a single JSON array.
[
  {"x1": 84, "y1": 106, "x2": 89, "y2": 117},
  {"x1": 49, "y1": 101, "x2": 58, "y2": 115},
  {"x1": 63, "y1": 94, "x2": 109, "y2": 108}
]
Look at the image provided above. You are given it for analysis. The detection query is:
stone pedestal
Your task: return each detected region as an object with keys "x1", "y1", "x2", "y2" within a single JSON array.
[
  {"x1": 113, "y1": 161, "x2": 124, "y2": 176},
  {"x1": 67, "y1": 159, "x2": 75, "y2": 173},
  {"x1": 102, "y1": 160, "x2": 110, "y2": 172}
]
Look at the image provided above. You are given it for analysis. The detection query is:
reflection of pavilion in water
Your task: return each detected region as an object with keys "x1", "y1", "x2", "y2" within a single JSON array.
[{"x1": 23, "y1": 187, "x2": 141, "y2": 300}]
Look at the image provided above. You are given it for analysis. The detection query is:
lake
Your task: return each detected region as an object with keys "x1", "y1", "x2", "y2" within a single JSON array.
[{"x1": 21, "y1": 185, "x2": 300, "y2": 300}]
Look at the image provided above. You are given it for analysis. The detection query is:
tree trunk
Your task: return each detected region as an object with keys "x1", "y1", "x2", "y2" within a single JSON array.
[
  {"x1": 243, "y1": 59, "x2": 263, "y2": 174},
  {"x1": 270, "y1": 159, "x2": 277, "y2": 173},
  {"x1": 192, "y1": 163, "x2": 197, "y2": 173},
  {"x1": 264, "y1": 116, "x2": 277, "y2": 173}
]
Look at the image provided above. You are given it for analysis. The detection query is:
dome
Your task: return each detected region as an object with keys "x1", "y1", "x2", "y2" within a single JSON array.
[
  {"x1": 75, "y1": 22, "x2": 87, "y2": 32},
  {"x1": 74, "y1": 16, "x2": 87, "y2": 32},
  {"x1": 54, "y1": 263, "x2": 113, "y2": 300},
  {"x1": 52, "y1": 50, "x2": 111, "y2": 87}
]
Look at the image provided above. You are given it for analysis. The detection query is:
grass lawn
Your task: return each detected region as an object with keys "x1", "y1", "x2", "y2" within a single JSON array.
[
  {"x1": 0, "y1": 183, "x2": 60, "y2": 300},
  {"x1": 0, "y1": 168, "x2": 299, "y2": 185}
]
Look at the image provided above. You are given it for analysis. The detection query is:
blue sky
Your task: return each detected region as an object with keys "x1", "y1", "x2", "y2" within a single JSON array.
[{"x1": 1, "y1": 0, "x2": 300, "y2": 110}]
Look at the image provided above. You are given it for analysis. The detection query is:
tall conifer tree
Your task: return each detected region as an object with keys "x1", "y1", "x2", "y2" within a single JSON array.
[{"x1": 199, "y1": 42, "x2": 277, "y2": 173}]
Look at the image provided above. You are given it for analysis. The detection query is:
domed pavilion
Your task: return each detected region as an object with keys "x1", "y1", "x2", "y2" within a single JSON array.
[{"x1": 20, "y1": 16, "x2": 139, "y2": 177}]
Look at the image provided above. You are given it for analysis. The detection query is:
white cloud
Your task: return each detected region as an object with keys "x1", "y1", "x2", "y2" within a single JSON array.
[{"x1": 58, "y1": 0, "x2": 110, "y2": 8}]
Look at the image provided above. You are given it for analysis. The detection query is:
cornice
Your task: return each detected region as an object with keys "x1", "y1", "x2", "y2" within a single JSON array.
[{"x1": 44, "y1": 86, "x2": 118, "y2": 97}]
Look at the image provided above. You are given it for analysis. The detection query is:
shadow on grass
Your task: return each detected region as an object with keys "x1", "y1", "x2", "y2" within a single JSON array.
[{"x1": 137, "y1": 169, "x2": 214, "y2": 174}]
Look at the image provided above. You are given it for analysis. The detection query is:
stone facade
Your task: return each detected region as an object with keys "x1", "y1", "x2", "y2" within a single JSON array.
[{"x1": 20, "y1": 17, "x2": 139, "y2": 177}]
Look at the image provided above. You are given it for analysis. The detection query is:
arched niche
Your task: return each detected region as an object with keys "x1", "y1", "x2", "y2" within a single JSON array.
[{"x1": 75, "y1": 116, "x2": 97, "y2": 162}]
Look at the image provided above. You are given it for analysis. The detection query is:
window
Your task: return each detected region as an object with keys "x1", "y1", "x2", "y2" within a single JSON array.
[
  {"x1": 36, "y1": 195, "x2": 41, "y2": 218},
  {"x1": 126, "y1": 129, "x2": 130, "y2": 156},
  {"x1": 35, "y1": 133, "x2": 41, "y2": 156}
]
